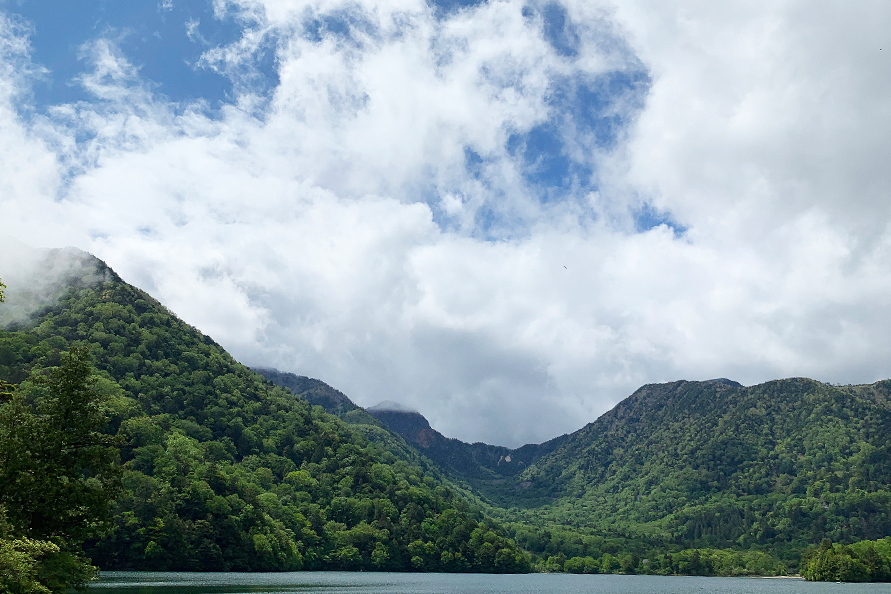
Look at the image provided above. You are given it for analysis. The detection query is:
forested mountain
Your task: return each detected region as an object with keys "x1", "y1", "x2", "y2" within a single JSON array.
[
  {"x1": 252, "y1": 362, "x2": 891, "y2": 572},
  {"x1": 0, "y1": 249, "x2": 530, "y2": 574},
  {"x1": 255, "y1": 370, "x2": 568, "y2": 498},
  {"x1": 499, "y1": 378, "x2": 891, "y2": 564},
  {"x1": 364, "y1": 405, "x2": 568, "y2": 492},
  {"x1": 275, "y1": 366, "x2": 891, "y2": 572},
  {"x1": 252, "y1": 368, "x2": 376, "y2": 424}
]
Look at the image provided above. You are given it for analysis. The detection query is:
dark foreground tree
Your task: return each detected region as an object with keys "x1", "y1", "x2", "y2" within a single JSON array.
[{"x1": 0, "y1": 347, "x2": 122, "y2": 593}]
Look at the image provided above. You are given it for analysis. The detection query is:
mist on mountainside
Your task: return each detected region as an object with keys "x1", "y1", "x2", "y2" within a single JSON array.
[{"x1": 0, "y1": 238, "x2": 110, "y2": 328}]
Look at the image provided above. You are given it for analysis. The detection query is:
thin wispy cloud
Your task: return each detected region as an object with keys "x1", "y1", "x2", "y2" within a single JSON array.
[{"x1": 0, "y1": 0, "x2": 890, "y2": 446}]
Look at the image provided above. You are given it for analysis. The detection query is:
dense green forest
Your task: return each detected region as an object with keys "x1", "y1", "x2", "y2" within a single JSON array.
[
  {"x1": 0, "y1": 263, "x2": 529, "y2": 592},
  {"x1": 486, "y1": 378, "x2": 891, "y2": 569},
  {"x1": 252, "y1": 372, "x2": 570, "y2": 489},
  {"x1": 248, "y1": 372, "x2": 891, "y2": 580},
  {"x1": 271, "y1": 368, "x2": 891, "y2": 576},
  {"x1": 3, "y1": 254, "x2": 891, "y2": 588},
  {"x1": 800, "y1": 538, "x2": 891, "y2": 581},
  {"x1": 1, "y1": 346, "x2": 122, "y2": 593}
]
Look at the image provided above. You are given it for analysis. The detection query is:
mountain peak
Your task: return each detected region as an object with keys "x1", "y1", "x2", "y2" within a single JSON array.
[
  {"x1": 368, "y1": 400, "x2": 418, "y2": 413},
  {"x1": 0, "y1": 238, "x2": 115, "y2": 329},
  {"x1": 706, "y1": 378, "x2": 743, "y2": 387}
]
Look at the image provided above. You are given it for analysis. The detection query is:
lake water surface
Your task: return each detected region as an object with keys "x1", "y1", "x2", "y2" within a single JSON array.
[{"x1": 92, "y1": 572, "x2": 891, "y2": 594}]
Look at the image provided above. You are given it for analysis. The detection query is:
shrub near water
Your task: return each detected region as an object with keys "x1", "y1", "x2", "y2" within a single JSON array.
[{"x1": 560, "y1": 548, "x2": 785, "y2": 576}]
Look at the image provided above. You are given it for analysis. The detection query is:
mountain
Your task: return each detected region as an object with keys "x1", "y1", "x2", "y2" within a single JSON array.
[
  {"x1": 4, "y1": 244, "x2": 891, "y2": 578},
  {"x1": 0, "y1": 247, "x2": 530, "y2": 573},
  {"x1": 250, "y1": 370, "x2": 569, "y2": 499},
  {"x1": 364, "y1": 402, "x2": 569, "y2": 495},
  {"x1": 252, "y1": 367, "x2": 381, "y2": 426},
  {"x1": 257, "y1": 364, "x2": 891, "y2": 568},
  {"x1": 499, "y1": 378, "x2": 891, "y2": 563}
]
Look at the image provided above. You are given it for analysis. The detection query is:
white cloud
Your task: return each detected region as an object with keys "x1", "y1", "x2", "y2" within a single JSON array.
[{"x1": 1, "y1": 0, "x2": 891, "y2": 446}]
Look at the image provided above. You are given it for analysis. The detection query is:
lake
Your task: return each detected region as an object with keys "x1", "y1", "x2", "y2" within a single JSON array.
[{"x1": 92, "y1": 572, "x2": 891, "y2": 594}]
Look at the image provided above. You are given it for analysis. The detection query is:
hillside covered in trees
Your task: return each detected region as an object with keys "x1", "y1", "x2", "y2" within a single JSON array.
[
  {"x1": 474, "y1": 378, "x2": 891, "y2": 572},
  {"x1": 0, "y1": 251, "x2": 530, "y2": 583},
  {"x1": 255, "y1": 369, "x2": 569, "y2": 492},
  {"x1": 244, "y1": 361, "x2": 891, "y2": 578},
  {"x1": 267, "y1": 365, "x2": 891, "y2": 572}
]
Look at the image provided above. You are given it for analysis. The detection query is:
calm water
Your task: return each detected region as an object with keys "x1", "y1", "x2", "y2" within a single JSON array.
[{"x1": 92, "y1": 572, "x2": 891, "y2": 594}]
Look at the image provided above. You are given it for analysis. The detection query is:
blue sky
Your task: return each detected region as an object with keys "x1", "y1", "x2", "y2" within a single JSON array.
[
  {"x1": 1, "y1": 0, "x2": 890, "y2": 445},
  {"x1": 3, "y1": 0, "x2": 672, "y2": 237},
  {"x1": 6, "y1": 0, "x2": 260, "y2": 107}
]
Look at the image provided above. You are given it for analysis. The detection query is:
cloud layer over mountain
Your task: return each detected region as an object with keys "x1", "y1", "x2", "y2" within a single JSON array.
[{"x1": 0, "y1": 0, "x2": 889, "y2": 446}]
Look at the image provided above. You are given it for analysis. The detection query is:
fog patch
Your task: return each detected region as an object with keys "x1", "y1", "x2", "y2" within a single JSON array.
[{"x1": 0, "y1": 237, "x2": 110, "y2": 329}]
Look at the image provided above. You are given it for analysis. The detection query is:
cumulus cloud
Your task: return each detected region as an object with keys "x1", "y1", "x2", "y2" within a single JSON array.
[{"x1": 0, "y1": 0, "x2": 890, "y2": 446}]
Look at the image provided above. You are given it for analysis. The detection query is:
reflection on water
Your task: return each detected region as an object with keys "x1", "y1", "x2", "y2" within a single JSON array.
[{"x1": 92, "y1": 571, "x2": 891, "y2": 594}]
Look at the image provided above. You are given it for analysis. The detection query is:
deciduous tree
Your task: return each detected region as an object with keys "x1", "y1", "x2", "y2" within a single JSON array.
[{"x1": 0, "y1": 347, "x2": 122, "y2": 592}]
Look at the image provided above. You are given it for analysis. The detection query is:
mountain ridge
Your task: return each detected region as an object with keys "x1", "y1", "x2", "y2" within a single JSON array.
[{"x1": 253, "y1": 367, "x2": 571, "y2": 493}]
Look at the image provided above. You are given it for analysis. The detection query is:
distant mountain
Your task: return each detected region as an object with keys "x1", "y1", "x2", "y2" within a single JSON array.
[
  {"x1": 500, "y1": 378, "x2": 891, "y2": 562},
  {"x1": 252, "y1": 362, "x2": 891, "y2": 568},
  {"x1": 363, "y1": 402, "x2": 569, "y2": 498},
  {"x1": 251, "y1": 367, "x2": 381, "y2": 426},
  {"x1": 254, "y1": 370, "x2": 569, "y2": 499},
  {"x1": 368, "y1": 400, "x2": 418, "y2": 413},
  {"x1": 252, "y1": 368, "x2": 359, "y2": 414}
]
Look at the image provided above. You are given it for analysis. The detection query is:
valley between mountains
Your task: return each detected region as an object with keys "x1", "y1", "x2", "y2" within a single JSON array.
[{"x1": 2, "y1": 246, "x2": 891, "y2": 588}]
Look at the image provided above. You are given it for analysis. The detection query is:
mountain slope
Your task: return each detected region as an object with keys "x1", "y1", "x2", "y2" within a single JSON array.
[
  {"x1": 257, "y1": 364, "x2": 891, "y2": 566},
  {"x1": 500, "y1": 378, "x2": 891, "y2": 561},
  {"x1": 364, "y1": 404, "x2": 568, "y2": 493},
  {"x1": 252, "y1": 368, "x2": 373, "y2": 422},
  {"x1": 252, "y1": 368, "x2": 569, "y2": 499},
  {"x1": 0, "y1": 250, "x2": 530, "y2": 573},
  {"x1": 5, "y1": 245, "x2": 891, "y2": 575}
]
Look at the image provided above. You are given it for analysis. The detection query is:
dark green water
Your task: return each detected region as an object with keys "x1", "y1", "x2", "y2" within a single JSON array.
[{"x1": 92, "y1": 572, "x2": 891, "y2": 594}]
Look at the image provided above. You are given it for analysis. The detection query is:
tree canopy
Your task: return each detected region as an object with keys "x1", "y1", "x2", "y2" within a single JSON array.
[{"x1": 0, "y1": 347, "x2": 122, "y2": 593}]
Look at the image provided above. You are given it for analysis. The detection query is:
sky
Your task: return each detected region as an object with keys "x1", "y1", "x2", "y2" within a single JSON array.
[{"x1": 0, "y1": 0, "x2": 889, "y2": 447}]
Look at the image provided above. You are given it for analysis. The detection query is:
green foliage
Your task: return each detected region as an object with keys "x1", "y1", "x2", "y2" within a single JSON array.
[
  {"x1": 273, "y1": 371, "x2": 891, "y2": 577},
  {"x1": 0, "y1": 537, "x2": 59, "y2": 594},
  {"x1": 0, "y1": 277, "x2": 5, "y2": 303},
  {"x1": 0, "y1": 508, "x2": 59, "y2": 594},
  {"x1": 0, "y1": 274, "x2": 530, "y2": 574},
  {"x1": 800, "y1": 538, "x2": 891, "y2": 582},
  {"x1": 0, "y1": 346, "x2": 121, "y2": 593},
  {"x1": 558, "y1": 547, "x2": 784, "y2": 577},
  {"x1": 0, "y1": 347, "x2": 123, "y2": 545}
]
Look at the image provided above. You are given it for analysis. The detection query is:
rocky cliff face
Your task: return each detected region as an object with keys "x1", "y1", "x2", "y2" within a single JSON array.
[{"x1": 365, "y1": 409, "x2": 443, "y2": 449}]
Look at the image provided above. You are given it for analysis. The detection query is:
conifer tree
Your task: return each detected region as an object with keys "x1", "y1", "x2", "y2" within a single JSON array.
[{"x1": 0, "y1": 347, "x2": 122, "y2": 592}]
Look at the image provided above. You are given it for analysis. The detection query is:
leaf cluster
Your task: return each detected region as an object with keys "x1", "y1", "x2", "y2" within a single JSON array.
[{"x1": 0, "y1": 346, "x2": 122, "y2": 593}]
